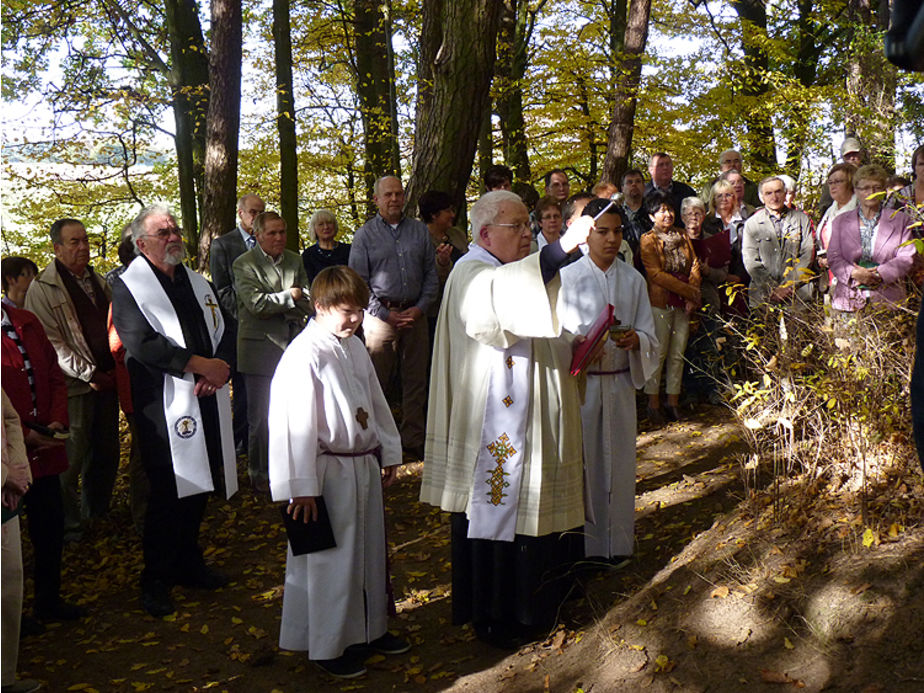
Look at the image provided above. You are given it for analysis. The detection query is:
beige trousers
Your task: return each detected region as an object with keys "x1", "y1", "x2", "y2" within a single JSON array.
[{"x1": 645, "y1": 306, "x2": 691, "y2": 396}]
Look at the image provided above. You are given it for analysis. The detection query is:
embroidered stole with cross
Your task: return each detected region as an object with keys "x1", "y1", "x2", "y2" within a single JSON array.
[{"x1": 467, "y1": 339, "x2": 532, "y2": 542}]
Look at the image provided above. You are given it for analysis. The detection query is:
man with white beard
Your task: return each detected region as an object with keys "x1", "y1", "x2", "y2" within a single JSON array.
[
  {"x1": 112, "y1": 204, "x2": 238, "y2": 617},
  {"x1": 558, "y1": 198, "x2": 658, "y2": 563}
]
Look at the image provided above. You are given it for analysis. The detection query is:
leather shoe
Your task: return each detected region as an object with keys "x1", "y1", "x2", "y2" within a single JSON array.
[
  {"x1": 664, "y1": 405, "x2": 682, "y2": 422},
  {"x1": 646, "y1": 406, "x2": 665, "y2": 426},
  {"x1": 141, "y1": 583, "x2": 176, "y2": 618},
  {"x1": 175, "y1": 564, "x2": 229, "y2": 590},
  {"x1": 19, "y1": 614, "x2": 45, "y2": 637},
  {"x1": 35, "y1": 599, "x2": 87, "y2": 622}
]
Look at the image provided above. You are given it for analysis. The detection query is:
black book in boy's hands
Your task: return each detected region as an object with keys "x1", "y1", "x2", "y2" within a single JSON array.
[{"x1": 280, "y1": 498, "x2": 336, "y2": 555}]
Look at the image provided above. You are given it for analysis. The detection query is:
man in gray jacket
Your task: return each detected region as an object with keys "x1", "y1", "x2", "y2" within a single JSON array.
[
  {"x1": 742, "y1": 177, "x2": 815, "y2": 308},
  {"x1": 232, "y1": 211, "x2": 311, "y2": 491}
]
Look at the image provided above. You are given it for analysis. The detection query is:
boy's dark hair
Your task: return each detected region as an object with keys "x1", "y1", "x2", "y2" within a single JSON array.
[
  {"x1": 483, "y1": 164, "x2": 513, "y2": 190},
  {"x1": 1, "y1": 256, "x2": 39, "y2": 292},
  {"x1": 562, "y1": 192, "x2": 595, "y2": 223},
  {"x1": 582, "y1": 197, "x2": 627, "y2": 224},
  {"x1": 117, "y1": 237, "x2": 137, "y2": 267},
  {"x1": 311, "y1": 265, "x2": 370, "y2": 310},
  {"x1": 418, "y1": 190, "x2": 454, "y2": 223}
]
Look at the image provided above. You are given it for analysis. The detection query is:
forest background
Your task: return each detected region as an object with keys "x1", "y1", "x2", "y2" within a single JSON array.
[{"x1": 2, "y1": 0, "x2": 923, "y2": 271}]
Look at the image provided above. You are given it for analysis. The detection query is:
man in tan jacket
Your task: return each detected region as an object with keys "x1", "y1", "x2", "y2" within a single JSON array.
[{"x1": 25, "y1": 219, "x2": 119, "y2": 542}]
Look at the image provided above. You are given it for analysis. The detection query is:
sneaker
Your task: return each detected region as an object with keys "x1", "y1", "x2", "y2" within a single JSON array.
[
  {"x1": 369, "y1": 631, "x2": 411, "y2": 655},
  {"x1": 315, "y1": 653, "x2": 367, "y2": 679}
]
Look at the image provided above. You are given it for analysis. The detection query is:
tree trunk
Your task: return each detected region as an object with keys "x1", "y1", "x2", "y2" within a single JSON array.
[
  {"x1": 845, "y1": 0, "x2": 896, "y2": 169},
  {"x1": 478, "y1": 97, "x2": 493, "y2": 192},
  {"x1": 355, "y1": 0, "x2": 400, "y2": 205},
  {"x1": 164, "y1": 0, "x2": 209, "y2": 257},
  {"x1": 495, "y1": 0, "x2": 540, "y2": 184},
  {"x1": 273, "y1": 0, "x2": 299, "y2": 249},
  {"x1": 199, "y1": 0, "x2": 242, "y2": 270},
  {"x1": 729, "y1": 0, "x2": 777, "y2": 175},
  {"x1": 600, "y1": 0, "x2": 652, "y2": 186},
  {"x1": 782, "y1": 0, "x2": 818, "y2": 177},
  {"x1": 405, "y1": 0, "x2": 502, "y2": 216}
]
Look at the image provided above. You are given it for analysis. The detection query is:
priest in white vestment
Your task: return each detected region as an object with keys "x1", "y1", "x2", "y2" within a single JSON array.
[
  {"x1": 269, "y1": 266, "x2": 408, "y2": 679},
  {"x1": 558, "y1": 198, "x2": 659, "y2": 562},
  {"x1": 420, "y1": 191, "x2": 594, "y2": 649}
]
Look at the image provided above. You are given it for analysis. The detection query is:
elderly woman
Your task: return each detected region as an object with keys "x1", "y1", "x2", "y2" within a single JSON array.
[
  {"x1": 816, "y1": 163, "x2": 857, "y2": 291},
  {"x1": 682, "y1": 196, "x2": 730, "y2": 405},
  {"x1": 533, "y1": 196, "x2": 564, "y2": 250},
  {"x1": 301, "y1": 209, "x2": 351, "y2": 286},
  {"x1": 711, "y1": 176, "x2": 749, "y2": 314},
  {"x1": 827, "y1": 164, "x2": 916, "y2": 319},
  {"x1": 640, "y1": 190, "x2": 702, "y2": 423}
]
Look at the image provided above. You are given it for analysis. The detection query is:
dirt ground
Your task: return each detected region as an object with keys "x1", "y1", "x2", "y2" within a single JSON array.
[{"x1": 15, "y1": 406, "x2": 924, "y2": 692}]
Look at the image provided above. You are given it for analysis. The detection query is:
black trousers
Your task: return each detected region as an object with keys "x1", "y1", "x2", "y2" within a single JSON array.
[
  {"x1": 231, "y1": 369, "x2": 248, "y2": 451},
  {"x1": 449, "y1": 513, "x2": 582, "y2": 631},
  {"x1": 22, "y1": 474, "x2": 65, "y2": 609},
  {"x1": 140, "y1": 464, "x2": 209, "y2": 590}
]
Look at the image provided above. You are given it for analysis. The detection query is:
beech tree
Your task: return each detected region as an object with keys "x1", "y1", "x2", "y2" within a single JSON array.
[
  {"x1": 199, "y1": 0, "x2": 242, "y2": 269},
  {"x1": 404, "y1": 0, "x2": 502, "y2": 215},
  {"x1": 273, "y1": 0, "x2": 299, "y2": 247}
]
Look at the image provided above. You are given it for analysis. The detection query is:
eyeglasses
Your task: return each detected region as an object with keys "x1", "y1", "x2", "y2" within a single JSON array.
[
  {"x1": 144, "y1": 227, "x2": 182, "y2": 240},
  {"x1": 490, "y1": 222, "x2": 531, "y2": 232},
  {"x1": 855, "y1": 184, "x2": 884, "y2": 192}
]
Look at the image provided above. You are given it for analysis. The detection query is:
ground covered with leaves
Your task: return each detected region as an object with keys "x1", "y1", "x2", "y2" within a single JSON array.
[{"x1": 17, "y1": 405, "x2": 924, "y2": 692}]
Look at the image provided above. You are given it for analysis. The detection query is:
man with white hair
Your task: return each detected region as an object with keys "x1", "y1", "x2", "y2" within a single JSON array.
[
  {"x1": 742, "y1": 177, "x2": 815, "y2": 308},
  {"x1": 112, "y1": 204, "x2": 238, "y2": 618},
  {"x1": 714, "y1": 149, "x2": 760, "y2": 207},
  {"x1": 421, "y1": 190, "x2": 593, "y2": 649}
]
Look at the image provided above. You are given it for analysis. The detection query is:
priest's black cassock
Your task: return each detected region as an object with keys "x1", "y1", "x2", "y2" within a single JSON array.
[{"x1": 112, "y1": 255, "x2": 235, "y2": 592}]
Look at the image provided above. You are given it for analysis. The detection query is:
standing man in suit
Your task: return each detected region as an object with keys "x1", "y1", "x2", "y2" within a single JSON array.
[
  {"x1": 742, "y1": 177, "x2": 816, "y2": 308},
  {"x1": 210, "y1": 194, "x2": 266, "y2": 455},
  {"x1": 232, "y1": 211, "x2": 311, "y2": 491}
]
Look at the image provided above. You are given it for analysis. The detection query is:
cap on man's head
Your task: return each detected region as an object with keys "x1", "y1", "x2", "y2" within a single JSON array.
[{"x1": 841, "y1": 137, "x2": 863, "y2": 157}]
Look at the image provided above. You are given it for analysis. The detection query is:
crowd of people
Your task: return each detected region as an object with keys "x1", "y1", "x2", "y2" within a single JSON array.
[{"x1": 1, "y1": 138, "x2": 922, "y2": 688}]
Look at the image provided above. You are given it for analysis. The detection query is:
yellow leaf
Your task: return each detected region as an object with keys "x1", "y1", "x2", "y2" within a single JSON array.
[
  {"x1": 862, "y1": 528, "x2": 875, "y2": 548},
  {"x1": 68, "y1": 686, "x2": 91, "y2": 691},
  {"x1": 231, "y1": 617, "x2": 243, "y2": 625},
  {"x1": 888, "y1": 523, "x2": 900, "y2": 538},
  {"x1": 636, "y1": 618, "x2": 648, "y2": 626},
  {"x1": 783, "y1": 637, "x2": 794, "y2": 650},
  {"x1": 200, "y1": 625, "x2": 209, "y2": 634},
  {"x1": 772, "y1": 576, "x2": 790, "y2": 584},
  {"x1": 710, "y1": 585, "x2": 729, "y2": 598}
]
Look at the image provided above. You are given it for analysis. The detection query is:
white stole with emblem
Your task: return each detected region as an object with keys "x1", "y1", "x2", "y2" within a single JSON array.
[
  {"x1": 120, "y1": 259, "x2": 238, "y2": 499},
  {"x1": 457, "y1": 244, "x2": 532, "y2": 541}
]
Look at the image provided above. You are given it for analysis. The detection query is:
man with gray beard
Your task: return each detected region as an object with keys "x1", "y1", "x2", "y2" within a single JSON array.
[{"x1": 111, "y1": 205, "x2": 238, "y2": 617}]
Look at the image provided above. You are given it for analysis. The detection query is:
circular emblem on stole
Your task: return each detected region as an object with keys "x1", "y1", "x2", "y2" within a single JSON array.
[{"x1": 174, "y1": 416, "x2": 198, "y2": 439}]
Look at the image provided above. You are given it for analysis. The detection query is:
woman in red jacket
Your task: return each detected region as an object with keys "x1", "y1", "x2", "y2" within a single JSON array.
[{"x1": 1, "y1": 302, "x2": 86, "y2": 623}]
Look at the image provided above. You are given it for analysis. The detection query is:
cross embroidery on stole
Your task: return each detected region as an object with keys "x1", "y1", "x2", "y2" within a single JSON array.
[{"x1": 484, "y1": 433, "x2": 516, "y2": 506}]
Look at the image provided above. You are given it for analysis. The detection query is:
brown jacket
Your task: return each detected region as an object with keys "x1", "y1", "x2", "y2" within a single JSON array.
[{"x1": 640, "y1": 229, "x2": 702, "y2": 309}]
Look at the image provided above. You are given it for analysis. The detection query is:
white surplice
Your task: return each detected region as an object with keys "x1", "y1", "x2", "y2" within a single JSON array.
[
  {"x1": 268, "y1": 319, "x2": 402, "y2": 660},
  {"x1": 558, "y1": 255, "x2": 659, "y2": 557}
]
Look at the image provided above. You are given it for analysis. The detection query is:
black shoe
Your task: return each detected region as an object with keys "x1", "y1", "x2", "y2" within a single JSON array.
[
  {"x1": 369, "y1": 632, "x2": 411, "y2": 655},
  {"x1": 35, "y1": 599, "x2": 87, "y2": 622},
  {"x1": 664, "y1": 405, "x2": 682, "y2": 422},
  {"x1": 315, "y1": 653, "x2": 367, "y2": 679},
  {"x1": 402, "y1": 444, "x2": 424, "y2": 461},
  {"x1": 141, "y1": 583, "x2": 175, "y2": 618},
  {"x1": 19, "y1": 614, "x2": 45, "y2": 637},
  {"x1": 474, "y1": 621, "x2": 528, "y2": 650},
  {"x1": 175, "y1": 564, "x2": 229, "y2": 590},
  {"x1": 646, "y1": 406, "x2": 665, "y2": 426}
]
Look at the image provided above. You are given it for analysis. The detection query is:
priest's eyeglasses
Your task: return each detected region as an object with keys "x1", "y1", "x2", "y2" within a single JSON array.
[{"x1": 489, "y1": 222, "x2": 531, "y2": 232}]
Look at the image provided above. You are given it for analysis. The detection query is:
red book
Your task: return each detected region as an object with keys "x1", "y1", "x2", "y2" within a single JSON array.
[{"x1": 569, "y1": 303, "x2": 615, "y2": 376}]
